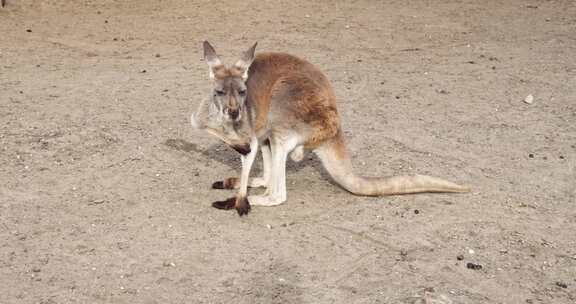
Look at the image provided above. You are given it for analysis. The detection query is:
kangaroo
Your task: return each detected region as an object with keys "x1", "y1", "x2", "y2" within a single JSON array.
[{"x1": 191, "y1": 41, "x2": 470, "y2": 216}]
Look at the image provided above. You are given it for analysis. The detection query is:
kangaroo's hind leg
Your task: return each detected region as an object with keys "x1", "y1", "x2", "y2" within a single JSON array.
[{"x1": 248, "y1": 135, "x2": 298, "y2": 206}]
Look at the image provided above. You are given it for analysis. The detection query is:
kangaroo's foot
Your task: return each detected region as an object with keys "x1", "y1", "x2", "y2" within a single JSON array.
[
  {"x1": 212, "y1": 177, "x2": 238, "y2": 190},
  {"x1": 212, "y1": 177, "x2": 267, "y2": 190},
  {"x1": 212, "y1": 196, "x2": 251, "y2": 216},
  {"x1": 211, "y1": 197, "x2": 235, "y2": 209}
]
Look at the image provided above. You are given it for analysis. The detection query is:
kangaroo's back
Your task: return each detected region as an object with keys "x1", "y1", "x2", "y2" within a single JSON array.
[{"x1": 245, "y1": 53, "x2": 340, "y2": 146}]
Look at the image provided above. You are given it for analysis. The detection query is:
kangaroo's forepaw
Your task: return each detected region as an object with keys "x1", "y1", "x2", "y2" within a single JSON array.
[
  {"x1": 235, "y1": 196, "x2": 251, "y2": 216},
  {"x1": 211, "y1": 177, "x2": 238, "y2": 190},
  {"x1": 212, "y1": 197, "x2": 236, "y2": 210},
  {"x1": 231, "y1": 144, "x2": 251, "y2": 155}
]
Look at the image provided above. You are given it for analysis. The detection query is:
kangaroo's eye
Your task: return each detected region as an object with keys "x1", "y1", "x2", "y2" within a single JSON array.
[
  {"x1": 238, "y1": 89, "x2": 247, "y2": 96},
  {"x1": 215, "y1": 89, "x2": 225, "y2": 96}
]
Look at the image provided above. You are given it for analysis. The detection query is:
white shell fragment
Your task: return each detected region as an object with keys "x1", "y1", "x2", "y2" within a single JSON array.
[{"x1": 524, "y1": 94, "x2": 534, "y2": 104}]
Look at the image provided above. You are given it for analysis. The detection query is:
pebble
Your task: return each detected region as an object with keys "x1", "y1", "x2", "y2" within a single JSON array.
[
  {"x1": 162, "y1": 261, "x2": 176, "y2": 267},
  {"x1": 556, "y1": 282, "x2": 568, "y2": 288},
  {"x1": 524, "y1": 94, "x2": 534, "y2": 104},
  {"x1": 466, "y1": 262, "x2": 482, "y2": 270},
  {"x1": 456, "y1": 254, "x2": 464, "y2": 261},
  {"x1": 88, "y1": 199, "x2": 106, "y2": 205}
]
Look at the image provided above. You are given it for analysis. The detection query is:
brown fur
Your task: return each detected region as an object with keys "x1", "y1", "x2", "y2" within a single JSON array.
[{"x1": 245, "y1": 53, "x2": 341, "y2": 147}]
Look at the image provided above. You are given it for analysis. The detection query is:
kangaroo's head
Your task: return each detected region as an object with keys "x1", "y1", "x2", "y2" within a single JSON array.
[{"x1": 203, "y1": 41, "x2": 257, "y2": 122}]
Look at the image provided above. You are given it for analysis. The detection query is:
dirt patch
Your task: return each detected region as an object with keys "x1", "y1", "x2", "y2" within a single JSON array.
[{"x1": 1, "y1": 0, "x2": 575, "y2": 303}]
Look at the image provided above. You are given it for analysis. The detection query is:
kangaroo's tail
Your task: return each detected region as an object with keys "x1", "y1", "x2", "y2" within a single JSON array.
[{"x1": 314, "y1": 132, "x2": 470, "y2": 196}]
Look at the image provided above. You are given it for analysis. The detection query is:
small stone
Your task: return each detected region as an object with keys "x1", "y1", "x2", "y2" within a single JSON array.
[
  {"x1": 524, "y1": 94, "x2": 534, "y2": 104},
  {"x1": 162, "y1": 261, "x2": 175, "y2": 267},
  {"x1": 140, "y1": 69, "x2": 147, "y2": 73},
  {"x1": 89, "y1": 199, "x2": 106, "y2": 205},
  {"x1": 559, "y1": 155, "x2": 565, "y2": 159},
  {"x1": 556, "y1": 281, "x2": 568, "y2": 288},
  {"x1": 155, "y1": 54, "x2": 161, "y2": 58},
  {"x1": 466, "y1": 262, "x2": 482, "y2": 270},
  {"x1": 26, "y1": 29, "x2": 32, "y2": 33},
  {"x1": 32, "y1": 267, "x2": 41, "y2": 273},
  {"x1": 528, "y1": 153, "x2": 534, "y2": 158},
  {"x1": 456, "y1": 254, "x2": 464, "y2": 261},
  {"x1": 414, "y1": 209, "x2": 420, "y2": 214}
]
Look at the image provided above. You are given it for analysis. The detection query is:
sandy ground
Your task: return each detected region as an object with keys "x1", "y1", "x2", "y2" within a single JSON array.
[{"x1": 1, "y1": 0, "x2": 575, "y2": 303}]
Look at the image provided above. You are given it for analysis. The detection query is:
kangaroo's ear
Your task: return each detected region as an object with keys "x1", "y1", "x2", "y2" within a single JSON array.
[
  {"x1": 233, "y1": 42, "x2": 258, "y2": 80},
  {"x1": 203, "y1": 41, "x2": 223, "y2": 79}
]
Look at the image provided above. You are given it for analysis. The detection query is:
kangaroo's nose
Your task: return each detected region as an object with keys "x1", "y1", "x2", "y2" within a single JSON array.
[{"x1": 229, "y1": 109, "x2": 239, "y2": 120}]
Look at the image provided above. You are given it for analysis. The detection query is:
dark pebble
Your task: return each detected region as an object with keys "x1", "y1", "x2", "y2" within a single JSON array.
[
  {"x1": 559, "y1": 155, "x2": 565, "y2": 159},
  {"x1": 466, "y1": 262, "x2": 483, "y2": 270},
  {"x1": 467, "y1": 61, "x2": 476, "y2": 64},
  {"x1": 105, "y1": 20, "x2": 108, "y2": 23},
  {"x1": 414, "y1": 209, "x2": 420, "y2": 214},
  {"x1": 556, "y1": 282, "x2": 568, "y2": 288},
  {"x1": 140, "y1": 70, "x2": 147, "y2": 73},
  {"x1": 26, "y1": 29, "x2": 32, "y2": 33},
  {"x1": 528, "y1": 153, "x2": 534, "y2": 158},
  {"x1": 457, "y1": 254, "x2": 464, "y2": 261},
  {"x1": 542, "y1": 156, "x2": 547, "y2": 160},
  {"x1": 155, "y1": 54, "x2": 161, "y2": 58},
  {"x1": 395, "y1": 96, "x2": 400, "y2": 99}
]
